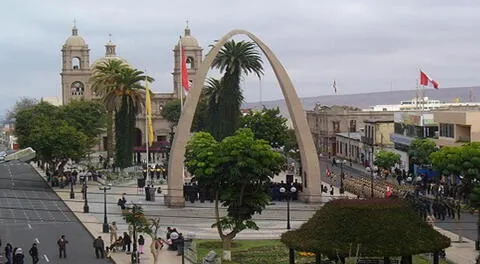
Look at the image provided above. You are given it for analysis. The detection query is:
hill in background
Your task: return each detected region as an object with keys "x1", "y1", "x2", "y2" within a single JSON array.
[{"x1": 244, "y1": 86, "x2": 480, "y2": 117}]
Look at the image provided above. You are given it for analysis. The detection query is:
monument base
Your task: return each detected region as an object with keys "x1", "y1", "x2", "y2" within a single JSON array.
[
  {"x1": 299, "y1": 190, "x2": 323, "y2": 203},
  {"x1": 164, "y1": 194, "x2": 185, "y2": 208}
]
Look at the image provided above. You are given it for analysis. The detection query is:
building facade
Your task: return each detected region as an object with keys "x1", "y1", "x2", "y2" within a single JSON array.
[
  {"x1": 389, "y1": 112, "x2": 438, "y2": 170},
  {"x1": 335, "y1": 132, "x2": 362, "y2": 163},
  {"x1": 59, "y1": 25, "x2": 203, "y2": 151},
  {"x1": 433, "y1": 111, "x2": 480, "y2": 147},
  {"x1": 361, "y1": 119, "x2": 394, "y2": 167},
  {"x1": 306, "y1": 105, "x2": 394, "y2": 156}
]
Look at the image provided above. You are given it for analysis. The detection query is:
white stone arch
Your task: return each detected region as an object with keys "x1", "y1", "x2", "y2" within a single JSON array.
[{"x1": 165, "y1": 29, "x2": 321, "y2": 207}]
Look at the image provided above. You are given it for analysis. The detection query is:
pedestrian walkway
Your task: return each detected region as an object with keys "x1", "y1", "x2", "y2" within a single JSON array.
[
  {"x1": 31, "y1": 163, "x2": 479, "y2": 264},
  {"x1": 32, "y1": 164, "x2": 180, "y2": 264}
]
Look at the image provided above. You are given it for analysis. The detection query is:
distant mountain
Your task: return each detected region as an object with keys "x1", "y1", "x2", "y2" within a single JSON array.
[{"x1": 244, "y1": 86, "x2": 480, "y2": 117}]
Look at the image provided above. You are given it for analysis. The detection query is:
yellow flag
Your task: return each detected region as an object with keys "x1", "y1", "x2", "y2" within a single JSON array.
[{"x1": 145, "y1": 80, "x2": 154, "y2": 146}]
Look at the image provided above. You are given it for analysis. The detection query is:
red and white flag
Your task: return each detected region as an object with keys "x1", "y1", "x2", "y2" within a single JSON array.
[
  {"x1": 419, "y1": 70, "x2": 439, "y2": 89},
  {"x1": 181, "y1": 47, "x2": 190, "y2": 94}
]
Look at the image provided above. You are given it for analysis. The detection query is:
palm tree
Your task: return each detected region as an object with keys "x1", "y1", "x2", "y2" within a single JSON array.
[
  {"x1": 91, "y1": 59, "x2": 153, "y2": 168},
  {"x1": 90, "y1": 59, "x2": 125, "y2": 161},
  {"x1": 211, "y1": 40, "x2": 264, "y2": 140},
  {"x1": 203, "y1": 78, "x2": 222, "y2": 139}
]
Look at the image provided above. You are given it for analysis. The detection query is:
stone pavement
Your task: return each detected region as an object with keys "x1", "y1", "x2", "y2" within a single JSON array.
[
  {"x1": 32, "y1": 163, "x2": 479, "y2": 264},
  {"x1": 32, "y1": 164, "x2": 180, "y2": 264}
]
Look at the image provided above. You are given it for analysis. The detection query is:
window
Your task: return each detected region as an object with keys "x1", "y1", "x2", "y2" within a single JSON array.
[
  {"x1": 186, "y1": 57, "x2": 194, "y2": 69},
  {"x1": 349, "y1": 120, "x2": 356, "y2": 132},
  {"x1": 72, "y1": 57, "x2": 80, "y2": 70},
  {"x1": 439, "y1": 123, "x2": 454, "y2": 138},
  {"x1": 71, "y1": 81, "x2": 84, "y2": 95},
  {"x1": 333, "y1": 121, "x2": 340, "y2": 133}
]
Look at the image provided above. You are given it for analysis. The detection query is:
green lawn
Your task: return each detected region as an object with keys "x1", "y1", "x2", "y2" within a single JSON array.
[{"x1": 195, "y1": 239, "x2": 451, "y2": 264}]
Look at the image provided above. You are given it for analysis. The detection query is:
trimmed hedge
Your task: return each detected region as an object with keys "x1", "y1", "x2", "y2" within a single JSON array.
[{"x1": 281, "y1": 198, "x2": 450, "y2": 257}]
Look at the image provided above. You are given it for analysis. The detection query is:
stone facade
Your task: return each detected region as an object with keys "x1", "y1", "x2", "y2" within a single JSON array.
[
  {"x1": 362, "y1": 119, "x2": 394, "y2": 167},
  {"x1": 60, "y1": 25, "x2": 202, "y2": 150},
  {"x1": 306, "y1": 105, "x2": 394, "y2": 156}
]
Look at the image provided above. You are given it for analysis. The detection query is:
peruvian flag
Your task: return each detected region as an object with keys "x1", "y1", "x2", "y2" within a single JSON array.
[
  {"x1": 181, "y1": 47, "x2": 190, "y2": 93},
  {"x1": 420, "y1": 70, "x2": 439, "y2": 89}
]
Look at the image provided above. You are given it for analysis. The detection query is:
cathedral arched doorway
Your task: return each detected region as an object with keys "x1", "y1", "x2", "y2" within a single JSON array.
[{"x1": 165, "y1": 29, "x2": 321, "y2": 208}]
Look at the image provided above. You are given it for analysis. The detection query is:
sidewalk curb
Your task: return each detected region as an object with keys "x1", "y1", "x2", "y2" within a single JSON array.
[{"x1": 30, "y1": 163, "x2": 118, "y2": 264}]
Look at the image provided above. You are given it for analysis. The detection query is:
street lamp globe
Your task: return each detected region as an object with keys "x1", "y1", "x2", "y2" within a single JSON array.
[
  {"x1": 290, "y1": 186, "x2": 297, "y2": 193},
  {"x1": 279, "y1": 187, "x2": 286, "y2": 193}
]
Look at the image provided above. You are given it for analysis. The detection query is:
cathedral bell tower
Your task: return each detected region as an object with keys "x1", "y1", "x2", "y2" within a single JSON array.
[
  {"x1": 172, "y1": 26, "x2": 203, "y2": 98},
  {"x1": 60, "y1": 24, "x2": 91, "y2": 104}
]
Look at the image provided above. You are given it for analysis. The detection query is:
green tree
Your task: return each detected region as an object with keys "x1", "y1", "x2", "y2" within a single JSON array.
[
  {"x1": 240, "y1": 107, "x2": 289, "y2": 149},
  {"x1": 374, "y1": 150, "x2": 401, "y2": 171},
  {"x1": 90, "y1": 59, "x2": 126, "y2": 160},
  {"x1": 14, "y1": 102, "x2": 90, "y2": 173},
  {"x1": 161, "y1": 99, "x2": 181, "y2": 126},
  {"x1": 5, "y1": 97, "x2": 38, "y2": 122},
  {"x1": 408, "y1": 138, "x2": 437, "y2": 166},
  {"x1": 203, "y1": 78, "x2": 222, "y2": 139},
  {"x1": 91, "y1": 60, "x2": 153, "y2": 168},
  {"x1": 185, "y1": 129, "x2": 284, "y2": 260},
  {"x1": 431, "y1": 143, "x2": 480, "y2": 200},
  {"x1": 211, "y1": 40, "x2": 264, "y2": 140},
  {"x1": 61, "y1": 99, "x2": 107, "y2": 149},
  {"x1": 14, "y1": 102, "x2": 58, "y2": 149}
]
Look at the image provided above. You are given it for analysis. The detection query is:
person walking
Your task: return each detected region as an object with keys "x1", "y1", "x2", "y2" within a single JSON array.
[
  {"x1": 57, "y1": 235, "x2": 68, "y2": 258},
  {"x1": 138, "y1": 235, "x2": 145, "y2": 254},
  {"x1": 109, "y1": 221, "x2": 118, "y2": 245},
  {"x1": 12, "y1": 248, "x2": 24, "y2": 264},
  {"x1": 5, "y1": 243, "x2": 13, "y2": 264},
  {"x1": 93, "y1": 236, "x2": 105, "y2": 259},
  {"x1": 28, "y1": 243, "x2": 39, "y2": 264},
  {"x1": 122, "y1": 232, "x2": 131, "y2": 253}
]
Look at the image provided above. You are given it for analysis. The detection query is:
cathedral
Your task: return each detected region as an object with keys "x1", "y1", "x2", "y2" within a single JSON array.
[{"x1": 59, "y1": 24, "x2": 203, "y2": 153}]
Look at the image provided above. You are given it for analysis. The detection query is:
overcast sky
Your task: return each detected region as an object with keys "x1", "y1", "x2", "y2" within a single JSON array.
[{"x1": 1, "y1": 0, "x2": 480, "y2": 117}]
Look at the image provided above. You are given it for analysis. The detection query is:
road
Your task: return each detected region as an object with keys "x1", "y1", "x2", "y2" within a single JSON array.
[
  {"x1": 319, "y1": 158, "x2": 478, "y2": 242},
  {"x1": 0, "y1": 161, "x2": 110, "y2": 264}
]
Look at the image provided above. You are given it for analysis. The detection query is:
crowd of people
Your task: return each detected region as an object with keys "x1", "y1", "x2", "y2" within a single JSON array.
[
  {"x1": 46, "y1": 167, "x2": 103, "y2": 189},
  {"x1": 183, "y1": 180, "x2": 304, "y2": 203},
  {"x1": 1, "y1": 235, "x2": 69, "y2": 264}
]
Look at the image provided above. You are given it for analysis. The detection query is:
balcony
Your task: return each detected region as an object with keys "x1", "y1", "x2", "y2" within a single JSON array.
[{"x1": 361, "y1": 136, "x2": 373, "y2": 145}]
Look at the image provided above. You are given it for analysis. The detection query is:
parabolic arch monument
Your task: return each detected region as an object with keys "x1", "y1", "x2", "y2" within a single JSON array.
[{"x1": 165, "y1": 29, "x2": 321, "y2": 207}]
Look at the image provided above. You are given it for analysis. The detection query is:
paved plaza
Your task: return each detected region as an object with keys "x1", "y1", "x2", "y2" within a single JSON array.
[
  {"x1": 0, "y1": 161, "x2": 110, "y2": 264},
  {"x1": 25, "y1": 162, "x2": 480, "y2": 264}
]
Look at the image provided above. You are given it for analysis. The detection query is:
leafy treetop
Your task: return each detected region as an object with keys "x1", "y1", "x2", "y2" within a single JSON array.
[
  {"x1": 408, "y1": 138, "x2": 437, "y2": 166},
  {"x1": 240, "y1": 107, "x2": 289, "y2": 149},
  {"x1": 373, "y1": 150, "x2": 401, "y2": 170}
]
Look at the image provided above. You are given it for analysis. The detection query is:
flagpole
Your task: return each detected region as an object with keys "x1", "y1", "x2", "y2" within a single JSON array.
[
  {"x1": 145, "y1": 73, "x2": 150, "y2": 185},
  {"x1": 416, "y1": 77, "x2": 419, "y2": 110}
]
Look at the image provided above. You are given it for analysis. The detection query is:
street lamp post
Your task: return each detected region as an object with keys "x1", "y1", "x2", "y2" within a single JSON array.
[
  {"x1": 339, "y1": 159, "x2": 347, "y2": 194},
  {"x1": 83, "y1": 180, "x2": 89, "y2": 213},
  {"x1": 99, "y1": 184, "x2": 112, "y2": 233},
  {"x1": 280, "y1": 186, "x2": 297, "y2": 264},
  {"x1": 70, "y1": 178, "x2": 75, "y2": 199}
]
